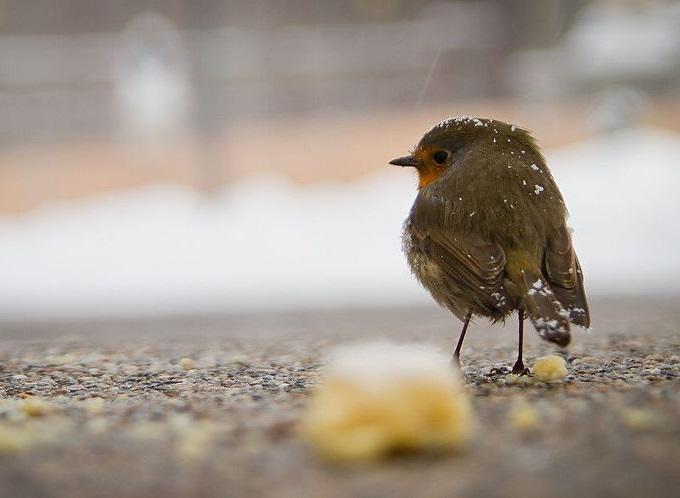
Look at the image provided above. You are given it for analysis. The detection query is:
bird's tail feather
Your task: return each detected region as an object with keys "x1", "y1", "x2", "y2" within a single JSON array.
[{"x1": 509, "y1": 263, "x2": 571, "y2": 347}]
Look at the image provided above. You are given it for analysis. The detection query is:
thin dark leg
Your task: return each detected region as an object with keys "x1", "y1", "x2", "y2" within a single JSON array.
[
  {"x1": 512, "y1": 309, "x2": 530, "y2": 375},
  {"x1": 452, "y1": 312, "x2": 472, "y2": 366}
]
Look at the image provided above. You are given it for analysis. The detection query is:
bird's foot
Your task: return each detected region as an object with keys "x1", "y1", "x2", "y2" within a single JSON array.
[{"x1": 511, "y1": 360, "x2": 531, "y2": 376}]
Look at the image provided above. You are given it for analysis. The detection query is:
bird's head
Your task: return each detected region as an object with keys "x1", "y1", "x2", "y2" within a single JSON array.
[{"x1": 389, "y1": 116, "x2": 512, "y2": 189}]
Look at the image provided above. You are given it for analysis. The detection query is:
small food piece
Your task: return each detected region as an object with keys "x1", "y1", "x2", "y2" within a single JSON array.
[
  {"x1": 504, "y1": 373, "x2": 535, "y2": 386},
  {"x1": 533, "y1": 355, "x2": 568, "y2": 382},
  {"x1": 301, "y1": 342, "x2": 474, "y2": 464},
  {"x1": 82, "y1": 397, "x2": 105, "y2": 415},
  {"x1": 620, "y1": 408, "x2": 659, "y2": 431},
  {"x1": 19, "y1": 397, "x2": 53, "y2": 417},
  {"x1": 175, "y1": 422, "x2": 218, "y2": 463},
  {"x1": 179, "y1": 358, "x2": 196, "y2": 371},
  {"x1": 509, "y1": 403, "x2": 540, "y2": 433},
  {"x1": 0, "y1": 425, "x2": 31, "y2": 454}
]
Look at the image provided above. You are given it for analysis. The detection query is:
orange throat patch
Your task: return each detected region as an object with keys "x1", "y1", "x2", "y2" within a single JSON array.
[{"x1": 417, "y1": 166, "x2": 445, "y2": 189}]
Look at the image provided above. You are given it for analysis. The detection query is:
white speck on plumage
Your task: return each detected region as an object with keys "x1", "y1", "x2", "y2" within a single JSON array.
[{"x1": 435, "y1": 116, "x2": 488, "y2": 129}]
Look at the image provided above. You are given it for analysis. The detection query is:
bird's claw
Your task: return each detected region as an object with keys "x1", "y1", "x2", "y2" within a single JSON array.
[{"x1": 511, "y1": 361, "x2": 531, "y2": 376}]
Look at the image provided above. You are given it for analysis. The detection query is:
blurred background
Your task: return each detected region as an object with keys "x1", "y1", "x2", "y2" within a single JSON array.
[{"x1": 1, "y1": 0, "x2": 679, "y2": 320}]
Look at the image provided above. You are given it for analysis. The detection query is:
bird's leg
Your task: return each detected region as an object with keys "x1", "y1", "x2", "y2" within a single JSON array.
[
  {"x1": 452, "y1": 311, "x2": 472, "y2": 367},
  {"x1": 512, "y1": 309, "x2": 531, "y2": 375}
]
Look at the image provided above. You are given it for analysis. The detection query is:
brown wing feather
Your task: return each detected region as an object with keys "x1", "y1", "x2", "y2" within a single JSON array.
[
  {"x1": 544, "y1": 224, "x2": 590, "y2": 327},
  {"x1": 412, "y1": 226, "x2": 514, "y2": 317}
]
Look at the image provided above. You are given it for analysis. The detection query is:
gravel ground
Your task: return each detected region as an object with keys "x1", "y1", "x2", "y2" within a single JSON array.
[{"x1": 0, "y1": 297, "x2": 679, "y2": 498}]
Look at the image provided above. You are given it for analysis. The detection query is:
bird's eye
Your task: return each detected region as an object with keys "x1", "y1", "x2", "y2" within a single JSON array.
[{"x1": 433, "y1": 150, "x2": 449, "y2": 165}]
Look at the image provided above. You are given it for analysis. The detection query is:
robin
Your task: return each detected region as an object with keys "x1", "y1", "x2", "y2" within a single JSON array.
[{"x1": 390, "y1": 117, "x2": 590, "y2": 374}]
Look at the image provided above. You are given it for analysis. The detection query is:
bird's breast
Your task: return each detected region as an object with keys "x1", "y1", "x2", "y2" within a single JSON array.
[{"x1": 402, "y1": 226, "x2": 444, "y2": 288}]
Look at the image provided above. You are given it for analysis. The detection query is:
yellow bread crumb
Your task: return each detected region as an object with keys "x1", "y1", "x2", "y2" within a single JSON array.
[
  {"x1": 0, "y1": 425, "x2": 31, "y2": 454},
  {"x1": 533, "y1": 355, "x2": 568, "y2": 382},
  {"x1": 81, "y1": 397, "x2": 105, "y2": 415},
  {"x1": 300, "y1": 343, "x2": 474, "y2": 463},
  {"x1": 179, "y1": 358, "x2": 196, "y2": 371},
  {"x1": 509, "y1": 403, "x2": 540, "y2": 433},
  {"x1": 620, "y1": 408, "x2": 658, "y2": 431},
  {"x1": 0, "y1": 417, "x2": 74, "y2": 453},
  {"x1": 504, "y1": 374, "x2": 535, "y2": 386},
  {"x1": 175, "y1": 422, "x2": 218, "y2": 463},
  {"x1": 19, "y1": 397, "x2": 53, "y2": 417}
]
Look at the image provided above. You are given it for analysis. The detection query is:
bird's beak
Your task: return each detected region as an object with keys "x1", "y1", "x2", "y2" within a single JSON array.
[{"x1": 389, "y1": 155, "x2": 418, "y2": 167}]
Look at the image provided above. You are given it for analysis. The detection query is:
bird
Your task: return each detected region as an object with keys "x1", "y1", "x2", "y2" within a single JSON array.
[{"x1": 390, "y1": 116, "x2": 590, "y2": 375}]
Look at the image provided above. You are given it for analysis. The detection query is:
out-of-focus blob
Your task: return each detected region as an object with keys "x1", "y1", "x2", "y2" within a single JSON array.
[{"x1": 301, "y1": 342, "x2": 474, "y2": 463}]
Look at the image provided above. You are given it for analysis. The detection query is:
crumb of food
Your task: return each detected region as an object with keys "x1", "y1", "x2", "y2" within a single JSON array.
[
  {"x1": 504, "y1": 374, "x2": 535, "y2": 386},
  {"x1": 300, "y1": 342, "x2": 474, "y2": 463},
  {"x1": 620, "y1": 408, "x2": 659, "y2": 431},
  {"x1": 533, "y1": 355, "x2": 568, "y2": 382},
  {"x1": 82, "y1": 397, "x2": 105, "y2": 415},
  {"x1": 19, "y1": 397, "x2": 53, "y2": 417},
  {"x1": 179, "y1": 357, "x2": 196, "y2": 371},
  {"x1": 0, "y1": 425, "x2": 31, "y2": 454},
  {"x1": 175, "y1": 422, "x2": 218, "y2": 463},
  {"x1": 509, "y1": 403, "x2": 540, "y2": 433}
]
